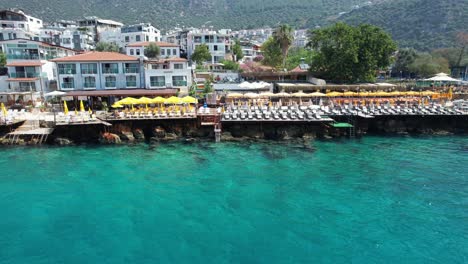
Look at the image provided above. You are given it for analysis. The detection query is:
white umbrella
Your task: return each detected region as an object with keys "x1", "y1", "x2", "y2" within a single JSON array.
[
  {"x1": 44, "y1": 91, "x2": 66, "y2": 97},
  {"x1": 244, "y1": 92, "x2": 260, "y2": 99}
]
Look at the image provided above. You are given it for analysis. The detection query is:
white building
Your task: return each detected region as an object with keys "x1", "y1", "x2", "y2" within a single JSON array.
[
  {"x1": 51, "y1": 52, "x2": 143, "y2": 91},
  {"x1": 144, "y1": 58, "x2": 192, "y2": 94},
  {"x1": 0, "y1": 9, "x2": 43, "y2": 41},
  {"x1": 39, "y1": 28, "x2": 95, "y2": 51},
  {"x1": 77, "y1": 16, "x2": 123, "y2": 43},
  {"x1": 121, "y1": 23, "x2": 160, "y2": 45},
  {"x1": 125, "y1": 41, "x2": 180, "y2": 58},
  {"x1": 0, "y1": 39, "x2": 76, "y2": 101}
]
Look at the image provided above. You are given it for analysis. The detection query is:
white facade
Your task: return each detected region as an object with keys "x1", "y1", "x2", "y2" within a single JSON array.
[
  {"x1": 99, "y1": 23, "x2": 161, "y2": 49},
  {"x1": 145, "y1": 59, "x2": 192, "y2": 94},
  {"x1": 77, "y1": 17, "x2": 123, "y2": 43},
  {"x1": 186, "y1": 28, "x2": 233, "y2": 64},
  {"x1": 125, "y1": 41, "x2": 180, "y2": 59},
  {"x1": 0, "y1": 9, "x2": 43, "y2": 41},
  {"x1": 39, "y1": 28, "x2": 95, "y2": 51}
]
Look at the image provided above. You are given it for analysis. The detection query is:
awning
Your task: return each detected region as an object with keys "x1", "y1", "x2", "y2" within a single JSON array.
[
  {"x1": 63, "y1": 89, "x2": 178, "y2": 97},
  {"x1": 6, "y1": 61, "x2": 45, "y2": 67},
  {"x1": 7, "y1": 78, "x2": 39, "y2": 82}
]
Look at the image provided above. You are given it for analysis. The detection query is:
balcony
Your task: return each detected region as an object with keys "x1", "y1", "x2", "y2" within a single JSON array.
[
  {"x1": 61, "y1": 82, "x2": 74, "y2": 89},
  {"x1": 150, "y1": 81, "x2": 165, "y2": 87},
  {"x1": 59, "y1": 69, "x2": 76, "y2": 75},
  {"x1": 83, "y1": 82, "x2": 96, "y2": 89},
  {"x1": 9, "y1": 72, "x2": 40, "y2": 78},
  {"x1": 126, "y1": 81, "x2": 137, "y2": 87},
  {"x1": 81, "y1": 69, "x2": 97, "y2": 75},
  {"x1": 172, "y1": 80, "x2": 187, "y2": 86},
  {"x1": 105, "y1": 82, "x2": 116, "y2": 88},
  {"x1": 102, "y1": 69, "x2": 119, "y2": 74},
  {"x1": 124, "y1": 68, "x2": 139, "y2": 74},
  {"x1": 7, "y1": 54, "x2": 40, "y2": 60}
]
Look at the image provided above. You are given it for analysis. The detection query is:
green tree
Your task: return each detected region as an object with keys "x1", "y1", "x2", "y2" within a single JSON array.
[
  {"x1": 0, "y1": 52, "x2": 6, "y2": 67},
  {"x1": 308, "y1": 23, "x2": 397, "y2": 83},
  {"x1": 189, "y1": 82, "x2": 198, "y2": 97},
  {"x1": 203, "y1": 79, "x2": 213, "y2": 94},
  {"x1": 285, "y1": 47, "x2": 314, "y2": 70},
  {"x1": 144, "y1": 43, "x2": 160, "y2": 59},
  {"x1": 261, "y1": 37, "x2": 282, "y2": 68},
  {"x1": 221, "y1": 60, "x2": 240, "y2": 71},
  {"x1": 393, "y1": 48, "x2": 418, "y2": 77},
  {"x1": 191, "y1": 44, "x2": 212, "y2": 65},
  {"x1": 408, "y1": 53, "x2": 450, "y2": 78},
  {"x1": 95, "y1": 42, "x2": 120, "y2": 52},
  {"x1": 232, "y1": 40, "x2": 244, "y2": 61},
  {"x1": 273, "y1": 24, "x2": 294, "y2": 68}
]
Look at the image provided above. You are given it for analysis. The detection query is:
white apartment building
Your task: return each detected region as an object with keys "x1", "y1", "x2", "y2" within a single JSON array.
[
  {"x1": 0, "y1": 9, "x2": 43, "y2": 41},
  {"x1": 51, "y1": 52, "x2": 143, "y2": 91},
  {"x1": 144, "y1": 58, "x2": 192, "y2": 94},
  {"x1": 39, "y1": 28, "x2": 94, "y2": 51},
  {"x1": 125, "y1": 41, "x2": 180, "y2": 58},
  {"x1": 187, "y1": 28, "x2": 233, "y2": 64},
  {"x1": 77, "y1": 16, "x2": 123, "y2": 43},
  {"x1": 100, "y1": 23, "x2": 161, "y2": 49},
  {"x1": 0, "y1": 39, "x2": 76, "y2": 101}
]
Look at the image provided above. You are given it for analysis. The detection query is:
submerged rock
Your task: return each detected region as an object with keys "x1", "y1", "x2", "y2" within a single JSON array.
[
  {"x1": 54, "y1": 137, "x2": 73, "y2": 146},
  {"x1": 99, "y1": 133, "x2": 121, "y2": 144},
  {"x1": 133, "y1": 129, "x2": 145, "y2": 141},
  {"x1": 153, "y1": 126, "x2": 166, "y2": 138},
  {"x1": 119, "y1": 131, "x2": 135, "y2": 142}
]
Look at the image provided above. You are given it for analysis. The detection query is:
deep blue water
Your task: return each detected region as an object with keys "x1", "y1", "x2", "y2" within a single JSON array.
[{"x1": 0, "y1": 136, "x2": 467, "y2": 263}]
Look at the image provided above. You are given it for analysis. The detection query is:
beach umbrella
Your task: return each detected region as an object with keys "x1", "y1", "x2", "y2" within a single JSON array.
[
  {"x1": 111, "y1": 103, "x2": 123, "y2": 108},
  {"x1": 421, "y1": 91, "x2": 435, "y2": 96},
  {"x1": 80, "y1": 100, "x2": 85, "y2": 112},
  {"x1": 1, "y1": 102, "x2": 7, "y2": 117},
  {"x1": 116, "y1": 97, "x2": 138, "y2": 105},
  {"x1": 63, "y1": 100, "x2": 69, "y2": 115},
  {"x1": 227, "y1": 93, "x2": 244, "y2": 98},
  {"x1": 181, "y1": 96, "x2": 198, "y2": 104},
  {"x1": 326, "y1": 92, "x2": 343, "y2": 97},
  {"x1": 259, "y1": 92, "x2": 275, "y2": 98},
  {"x1": 137, "y1": 97, "x2": 153, "y2": 104},
  {"x1": 88, "y1": 107, "x2": 92, "y2": 115},
  {"x1": 164, "y1": 96, "x2": 182, "y2": 104},
  {"x1": 152, "y1": 96, "x2": 166, "y2": 104},
  {"x1": 343, "y1": 91, "x2": 356, "y2": 96},
  {"x1": 244, "y1": 92, "x2": 259, "y2": 99},
  {"x1": 272, "y1": 92, "x2": 291, "y2": 97},
  {"x1": 44, "y1": 91, "x2": 66, "y2": 97},
  {"x1": 292, "y1": 91, "x2": 308, "y2": 97},
  {"x1": 309, "y1": 92, "x2": 326, "y2": 97},
  {"x1": 389, "y1": 91, "x2": 401, "y2": 96},
  {"x1": 404, "y1": 91, "x2": 419, "y2": 96}
]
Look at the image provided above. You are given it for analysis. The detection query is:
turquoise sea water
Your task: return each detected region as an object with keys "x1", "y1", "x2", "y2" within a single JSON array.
[{"x1": 0, "y1": 136, "x2": 467, "y2": 263}]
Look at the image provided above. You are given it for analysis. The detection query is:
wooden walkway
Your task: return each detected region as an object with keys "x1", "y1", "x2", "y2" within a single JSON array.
[{"x1": 4, "y1": 120, "x2": 54, "y2": 145}]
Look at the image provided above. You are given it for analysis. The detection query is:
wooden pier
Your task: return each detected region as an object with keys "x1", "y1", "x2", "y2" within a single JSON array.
[{"x1": 3, "y1": 120, "x2": 54, "y2": 145}]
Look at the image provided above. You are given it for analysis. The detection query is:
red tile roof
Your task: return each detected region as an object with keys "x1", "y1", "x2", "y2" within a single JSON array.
[
  {"x1": 126, "y1": 41, "x2": 179, "y2": 48},
  {"x1": 6, "y1": 61, "x2": 45, "y2": 67},
  {"x1": 63, "y1": 89, "x2": 178, "y2": 97},
  {"x1": 7, "y1": 78, "x2": 39, "y2": 82},
  {"x1": 51, "y1": 52, "x2": 138, "y2": 62}
]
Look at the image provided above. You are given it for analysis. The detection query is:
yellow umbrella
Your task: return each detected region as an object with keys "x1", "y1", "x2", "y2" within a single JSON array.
[
  {"x1": 227, "y1": 93, "x2": 243, "y2": 98},
  {"x1": 111, "y1": 103, "x2": 123, "y2": 108},
  {"x1": 404, "y1": 91, "x2": 419, "y2": 96},
  {"x1": 309, "y1": 92, "x2": 326, "y2": 97},
  {"x1": 80, "y1": 100, "x2": 85, "y2": 112},
  {"x1": 137, "y1": 97, "x2": 153, "y2": 104},
  {"x1": 259, "y1": 92, "x2": 275, "y2": 98},
  {"x1": 343, "y1": 91, "x2": 356, "y2": 96},
  {"x1": 388, "y1": 91, "x2": 401, "y2": 96},
  {"x1": 326, "y1": 92, "x2": 343, "y2": 97},
  {"x1": 181, "y1": 96, "x2": 198, "y2": 104},
  {"x1": 359, "y1": 92, "x2": 371, "y2": 96},
  {"x1": 421, "y1": 91, "x2": 435, "y2": 96},
  {"x1": 1, "y1": 102, "x2": 7, "y2": 117},
  {"x1": 116, "y1": 97, "x2": 138, "y2": 105},
  {"x1": 292, "y1": 91, "x2": 308, "y2": 97},
  {"x1": 152, "y1": 96, "x2": 166, "y2": 104},
  {"x1": 63, "y1": 100, "x2": 69, "y2": 115},
  {"x1": 448, "y1": 87, "x2": 453, "y2": 100},
  {"x1": 244, "y1": 92, "x2": 259, "y2": 99},
  {"x1": 88, "y1": 107, "x2": 92, "y2": 114},
  {"x1": 164, "y1": 96, "x2": 182, "y2": 104}
]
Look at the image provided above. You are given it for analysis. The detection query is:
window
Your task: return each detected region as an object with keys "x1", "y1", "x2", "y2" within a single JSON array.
[
  {"x1": 174, "y1": 63, "x2": 183, "y2": 69},
  {"x1": 172, "y1": 76, "x2": 186, "y2": 86},
  {"x1": 105, "y1": 76, "x2": 116, "y2": 88},
  {"x1": 130, "y1": 49, "x2": 134, "y2": 55},
  {"x1": 151, "y1": 64, "x2": 159, "y2": 70},
  {"x1": 150, "y1": 76, "x2": 165, "y2": 87},
  {"x1": 136, "y1": 35, "x2": 141, "y2": 42},
  {"x1": 19, "y1": 82, "x2": 36, "y2": 92},
  {"x1": 58, "y1": 64, "x2": 76, "y2": 74},
  {"x1": 125, "y1": 36, "x2": 130, "y2": 42},
  {"x1": 214, "y1": 45, "x2": 218, "y2": 51},
  {"x1": 84, "y1": 76, "x2": 96, "y2": 88},
  {"x1": 62, "y1": 77, "x2": 74, "y2": 89},
  {"x1": 145, "y1": 36, "x2": 149, "y2": 41},
  {"x1": 126, "y1": 75, "x2": 137, "y2": 87},
  {"x1": 136, "y1": 49, "x2": 140, "y2": 55},
  {"x1": 167, "y1": 49, "x2": 171, "y2": 56},
  {"x1": 124, "y1": 63, "x2": 139, "y2": 73},
  {"x1": 19, "y1": 24, "x2": 25, "y2": 28},
  {"x1": 102, "y1": 63, "x2": 118, "y2": 74},
  {"x1": 81, "y1": 63, "x2": 97, "y2": 74},
  {"x1": 161, "y1": 49, "x2": 165, "y2": 56},
  {"x1": 62, "y1": 38, "x2": 71, "y2": 44},
  {"x1": 173, "y1": 49, "x2": 177, "y2": 55}
]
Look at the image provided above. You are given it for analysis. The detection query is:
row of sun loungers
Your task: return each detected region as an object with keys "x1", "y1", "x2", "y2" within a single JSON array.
[
  {"x1": 325, "y1": 104, "x2": 465, "y2": 116},
  {"x1": 109, "y1": 111, "x2": 196, "y2": 119},
  {"x1": 223, "y1": 106, "x2": 324, "y2": 121}
]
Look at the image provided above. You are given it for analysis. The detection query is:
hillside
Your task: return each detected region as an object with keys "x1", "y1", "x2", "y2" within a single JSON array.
[
  {"x1": 338, "y1": 0, "x2": 468, "y2": 50},
  {"x1": 0, "y1": 0, "x2": 465, "y2": 50}
]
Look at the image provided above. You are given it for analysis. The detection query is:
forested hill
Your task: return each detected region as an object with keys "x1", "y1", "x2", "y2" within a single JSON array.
[
  {"x1": 338, "y1": 0, "x2": 468, "y2": 50},
  {"x1": 0, "y1": 0, "x2": 465, "y2": 50}
]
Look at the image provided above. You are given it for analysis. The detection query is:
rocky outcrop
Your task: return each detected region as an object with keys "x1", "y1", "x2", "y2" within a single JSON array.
[
  {"x1": 132, "y1": 129, "x2": 145, "y2": 141},
  {"x1": 99, "y1": 133, "x2": 121, "y2": 144},
  {"x1": 152, "y1": 126, "x2": 166, "y2": 138},
  {"x1": 119, "y1": 131, "x2": 135, "y2": 142},
  {"x1": 54, "y1": 137, "x2": 73, "y2": 146}
]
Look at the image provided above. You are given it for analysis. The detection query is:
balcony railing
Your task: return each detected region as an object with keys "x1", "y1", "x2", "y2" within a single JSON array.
[
  {"x1": 59, "y1": 69, "x2": 76, "y2": 75},
  {"x1": 7, "y1": 54, "x2": 40, "y2": 60},
  {"x1": 172, "y1": 80, "x2": 187, "y2": 86},
  {"x1": 150, "y1": 81, "x2": 165, "y2": 87},
  {"x1": 126, "y1": 81, "x2": 137, "y2": 87},
  {"x1": 105, "y1": 82, "x2": 116, "y2": 87},
  {"x1": 102, "y1": 69, "x2": 119, "y2": 74},
  {"x1": 124, "y1": 68, "x2": 139, "y2": 74},
  {"x1": 84, "y1": 82, "x2": 96, "y2": 88},
  {"x1": 61, "y1": 82, "x2": 74, "y2": 89},
  {"x1": 9, "y1": 72, "x2": 40, "y2": 78},
  {"x1": 81, "y1": 69, "x2": 97, "y2": 74}
]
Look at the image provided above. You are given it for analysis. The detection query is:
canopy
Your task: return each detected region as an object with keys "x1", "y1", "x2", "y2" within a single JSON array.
[
  {"x1": 164, "y1": 96, "x2": 182, "y2": 104},
  {"x1": 44, "y1": 91, "x2": 66, "y2": 97},
  {"x1": 424, "y1": 73, "x2": 460, "y2": 82},
  {"x1": 181, "y1": 96, "x2": 198, "y2": 104}
]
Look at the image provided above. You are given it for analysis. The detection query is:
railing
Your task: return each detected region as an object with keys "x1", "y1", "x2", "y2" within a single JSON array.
[
  {"x1": 173, "y1": 80, "x2": 187, "y2": 86},
  {"x1": 7, "y1": 54, "x2": 40, "y2": 60},
  {"x1": 102, "y1": 69, "x2": 119, "y2": 74},
  {"x1": 59, "y1": 69, "x2": 76, "y2": 75},
  {"x1": 81, "y1": 69, "x2": 97, "y2": 74},
  {"x1": 61, "y1": 82, "x2": 74, "y2": 89},
  {"x1": 150, "y1": 81, "x2": 165, "y2": 87},
  {"x1": 9, "y1": 72, "x2": 40, "y2": 78},
  {"x1": 126, "y1": 81, "x2": 137, "y2": 87},
  {"x1": 84, "y1": 82, "x2": 96, "y2": 88},
  {"x1": 124, "y1": 68, "x2": 139, "y2": 74},
  {"x1": 105, "y1": 82, "x2": 116, "y2": 88}
]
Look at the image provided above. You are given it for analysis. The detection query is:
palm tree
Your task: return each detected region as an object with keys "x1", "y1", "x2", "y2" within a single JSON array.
[{"x1": 273, "y1": 24, "x2": 294, "y2": 69}]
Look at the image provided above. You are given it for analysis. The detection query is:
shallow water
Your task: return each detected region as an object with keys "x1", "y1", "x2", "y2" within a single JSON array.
[{"x1": 0, "y1": 136, "x2": 467, "y2": 263}]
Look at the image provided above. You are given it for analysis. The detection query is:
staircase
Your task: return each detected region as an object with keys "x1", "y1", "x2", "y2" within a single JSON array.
[{"x1": 4, "y1": 119, "x2": 54, "y2": 145}]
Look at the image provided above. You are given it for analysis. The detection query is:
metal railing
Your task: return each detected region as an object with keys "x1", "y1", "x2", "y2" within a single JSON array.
[
  {"x1": 102, "y1": 69, "x2": 119, "y2": 74},
  {"x1": 7, "y1": 54, "x2": 40, "y2": 60},
  {"x1": 84, "y1": 82, "x2": 96, "y2": 88},
  {"x1": 61, "y1": 82, "x2": 74, "y2": 89},
  {"x1": 9, "y1": 72, "x2": 40, "y2": 78},
  {"x1": 59, "y1": 69, "x2": 76, "y2": 75},
  {"x1": 173, "y1": 80, "x2": 187, "y2": 86},
  {"x1": 105, "y1": 82, "x2": 116, "y2": 87},
  {"x1": 126, "y1": 81, "x2": 137, "y2": 87},
  {"x1": 150, "y1": 81, "x2": 165, "y2": 87},
  {"x1": 81, "y1": 69, "x2": 97, "y2": 74},
  {"x1": 124, "y1": 68, "x2": 139, "y2": 74}
]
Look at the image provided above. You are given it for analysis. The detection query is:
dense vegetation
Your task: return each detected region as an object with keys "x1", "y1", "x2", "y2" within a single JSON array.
[{"x1": 1, "y1": 0, "x2": 466, "y2": 50}]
